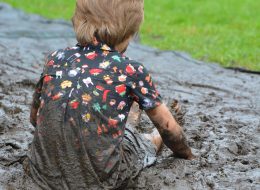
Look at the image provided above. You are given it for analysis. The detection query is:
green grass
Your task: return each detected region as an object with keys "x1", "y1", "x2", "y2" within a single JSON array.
[{"x1": 1, "y1": 0, "x2": 260, "y2": 70}]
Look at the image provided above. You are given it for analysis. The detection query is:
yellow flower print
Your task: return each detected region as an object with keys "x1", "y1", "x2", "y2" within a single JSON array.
[
  {"x1": 101, "y1": 44, "x2": 111, "y2": 51},
  {"x1": 103, "y1": 75, "x2": 113, "y2": 85},
  {"x1": 61, "y1": 80, "x2": 72, "y2": 89},
  {"x1": 82, "y1": 113, "x2": 91, "y2": 122},
  {"x1": 82, "y1": 93, "x2": 92, "y2": 104},
  {"x1": 99, "y1": 61, "x2": 110, "y2": 69}
]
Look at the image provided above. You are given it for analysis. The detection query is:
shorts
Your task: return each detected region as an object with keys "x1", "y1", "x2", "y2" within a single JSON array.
[
  {"x1": 111, "y1": 125, "x2": 157, "y2": 189},
  {"x1": 21, "y1": 125, "x2": 157, "y2": 190}
]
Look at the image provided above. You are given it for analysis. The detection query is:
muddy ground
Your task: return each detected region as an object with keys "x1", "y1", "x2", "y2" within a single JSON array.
[{"x1": 0, "y1": 3, "x2": 259, "y2": 190}]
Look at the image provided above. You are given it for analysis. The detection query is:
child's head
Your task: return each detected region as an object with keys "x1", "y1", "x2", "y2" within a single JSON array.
[{"x1": 72, "y1": 0, "x2": 144, "y2": 50}]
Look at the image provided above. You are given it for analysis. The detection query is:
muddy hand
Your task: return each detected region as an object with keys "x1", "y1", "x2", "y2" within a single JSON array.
[
  {"x1": 172, "y1": 138, "x2": 196, "y2": 160},
  {"x1": 187, "y1": 148, "x2": 199, "y2": 160},
  {"x1": 175, "y1": 148, "x2": 196, "y2": 160},
  {"x1": 186, "y1": 152, "x2": 196, "y2": 160}
]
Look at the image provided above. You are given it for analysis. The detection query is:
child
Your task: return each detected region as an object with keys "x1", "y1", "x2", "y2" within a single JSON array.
[{"x1": 27, "y1": 0, "x2": 195, "y2": 189}]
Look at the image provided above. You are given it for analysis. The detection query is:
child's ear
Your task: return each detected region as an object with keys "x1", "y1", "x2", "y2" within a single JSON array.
[{"x1": 115, "y1": 36, "x2": 133, "y2": 53}]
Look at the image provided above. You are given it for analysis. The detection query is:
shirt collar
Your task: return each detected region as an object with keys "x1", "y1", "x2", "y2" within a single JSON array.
[{"x1": 76, "y1": 37, "x2": 116, "y2": 52}]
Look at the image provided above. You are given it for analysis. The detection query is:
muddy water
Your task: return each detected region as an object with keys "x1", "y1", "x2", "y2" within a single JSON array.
[{"x1": 0, "y1": 3, "x2": 259, "y2": 190}]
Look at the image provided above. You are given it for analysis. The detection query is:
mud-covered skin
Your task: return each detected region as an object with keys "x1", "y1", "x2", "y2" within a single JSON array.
[
  {"x1": 29, "y1": 107, "x2": 37, "y2": 127},
  {"x1": 160, "y1": 129, "x2": 192, "y2": 159},
  {"x1": 0, "y1": 3, "x2": 260, "y2": 190},
  {"x1": 147, "y1": 104, "x2": 194, "y2": 160}
]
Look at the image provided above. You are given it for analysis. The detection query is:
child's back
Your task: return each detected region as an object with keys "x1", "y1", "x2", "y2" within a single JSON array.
[{"x1": 28, "y1": 41, "x2": 161, "y2": 189}]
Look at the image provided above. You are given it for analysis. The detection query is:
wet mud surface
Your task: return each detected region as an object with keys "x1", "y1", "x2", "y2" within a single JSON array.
[{"x1": 0, "y1": 3, "x2": 260, "y2": 190}]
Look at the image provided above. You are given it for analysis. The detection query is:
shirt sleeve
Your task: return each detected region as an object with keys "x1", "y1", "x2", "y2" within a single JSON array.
[
  {"x1": 31, "y1": 51, "x2": 54, "y2": 109},
  {"x1": 31, "y1": 74, "x2": 43, "y2": 109},
  {"x1": 127, "y1": 63, "x2": 162, "y2": 110}
]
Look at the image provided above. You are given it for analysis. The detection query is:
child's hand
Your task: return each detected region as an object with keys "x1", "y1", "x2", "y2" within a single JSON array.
[
  {"x1": 172, "y1": 141, "x2": 196, "y2": 160},
  {"x1": 176, "y1": 147, "x2": 196, "y2": 160},
  {"x1": 187, "y1": 154, "x2": 196, "y2": 160}
]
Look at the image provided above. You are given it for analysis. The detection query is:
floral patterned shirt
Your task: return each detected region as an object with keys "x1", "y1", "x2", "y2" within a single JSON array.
[{"x1": 30, "y1": 41, "x2": 162, "y2": 187}]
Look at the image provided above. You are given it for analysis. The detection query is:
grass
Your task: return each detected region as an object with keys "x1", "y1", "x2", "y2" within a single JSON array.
[{"x1": 1, "y1": 0, "x2": 260, "y2": 70}]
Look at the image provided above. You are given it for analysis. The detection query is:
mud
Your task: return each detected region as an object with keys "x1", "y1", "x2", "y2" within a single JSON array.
[{"x1": 0, "y1": 3, "x2": 259, "y2": 190}]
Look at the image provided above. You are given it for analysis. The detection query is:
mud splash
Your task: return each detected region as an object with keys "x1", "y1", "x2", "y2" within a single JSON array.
[{"x1": 0, "y1": 3, "x2": 259, "y2": 190}]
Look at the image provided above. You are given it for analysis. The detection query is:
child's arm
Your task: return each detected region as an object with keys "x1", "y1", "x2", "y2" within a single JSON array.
[
  {"x1": 30, "y1": 77, "x2": 43, "y2": 127},
  {"x1": 146, "y1": 103, "x2": 195, "y2": 160},
  {"x1": 30, "y1": 51, "x2": 56, "y2": 127},
  {"x1": 30, "y1": 105, "x2": 38, "y2": 127}
]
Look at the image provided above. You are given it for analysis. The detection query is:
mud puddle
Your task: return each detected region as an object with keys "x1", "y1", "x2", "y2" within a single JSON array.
[{"x1": 0, "y1": 3, "x2": 259, "y2": 190}]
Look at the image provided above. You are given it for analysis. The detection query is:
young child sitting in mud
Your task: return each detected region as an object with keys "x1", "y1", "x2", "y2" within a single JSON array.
[{"x1": 27, "y1": 0, "x2": 195, "y2": 189}]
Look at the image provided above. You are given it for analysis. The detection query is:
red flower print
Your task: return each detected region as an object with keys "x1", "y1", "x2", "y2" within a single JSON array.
[
  {"x1": 89, "y1": 68, "x2": 103, "y2": 75},
  {"x1": 96, "y1": 85, "x2": 105, "y2": 91},
  {"x1": 102, "y1": 90, "x2": 111, "y2": 102},
  {"x1": 125, "y1": 64, "x2": 136, "y2": 75},
  {"x1": 118, "y1": 74, "x2": 127, "y2": 82},
  {"x1": 108, "y1": 118, "x2": 118, "y2": 127},
  {"x1": 47, "y1": 60, "x2": 54, "y2": 66},
  {"x1": 85, "y1": 51, "x2": 98, "y2": 60},
  {"x1": 69, "y1": 100, "x2": 79, "y2": 109},
  {"x1": 115, "y1": 84, "x2": 126, "y2": 96},
  {"x1": 97, "y1": 125, "x2": 102, "y2": 136},
  {"x1": 52, "y1": 92, "x2": 63, "y2": 100},
  {"x1": 43, "y1": 75, "x2": 52, "y2": 83},
  {"x1": 112, "y1": 130, "x2": 122, "y2": 139}
]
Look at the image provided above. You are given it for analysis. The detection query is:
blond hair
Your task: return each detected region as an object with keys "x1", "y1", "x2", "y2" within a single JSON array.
[{"x1": 72, "y1": 0, "x2": 144, "y2": 47}]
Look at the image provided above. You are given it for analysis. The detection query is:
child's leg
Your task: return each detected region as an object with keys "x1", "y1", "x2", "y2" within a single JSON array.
[
  {"x1": 126, "y1": 102, "x2": 142, "y2": 126},
  {"x1": 143, "y1": 131, "x2": 163, "y2": 154},
  {"x1": 127, "y1": 102, "x2": 163, "y2": 154}
]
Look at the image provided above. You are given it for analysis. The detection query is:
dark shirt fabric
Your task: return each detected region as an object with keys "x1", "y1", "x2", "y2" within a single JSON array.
[{"x1": 28, "y1": 41, "x2": 162, "y2": 189}]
